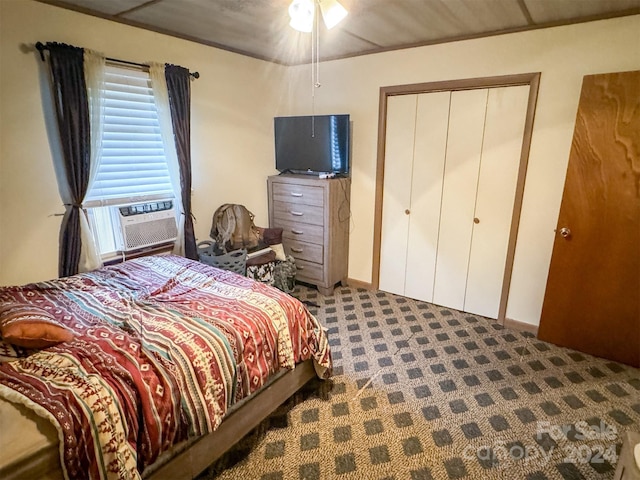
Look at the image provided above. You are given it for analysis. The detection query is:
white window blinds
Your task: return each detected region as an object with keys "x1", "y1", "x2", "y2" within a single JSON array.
[{"x1": 84, "y1": 65, "x2": 173, "y2": 207}]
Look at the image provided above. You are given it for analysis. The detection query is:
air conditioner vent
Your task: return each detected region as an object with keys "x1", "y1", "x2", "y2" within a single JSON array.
[{"x1": 118, "y1": 202, "x2": 178, "y2": 252}]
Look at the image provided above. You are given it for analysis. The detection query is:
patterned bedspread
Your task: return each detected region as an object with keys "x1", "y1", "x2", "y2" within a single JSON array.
[{"x1": 0, "y1": 255, "x2": 331, "y2": 479}]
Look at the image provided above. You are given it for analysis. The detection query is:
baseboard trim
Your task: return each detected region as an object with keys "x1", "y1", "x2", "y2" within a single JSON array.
[
  {"x1": 504, "y1": 317, "x2": 539, "y2": 336},
  {"x1": 346, "y1": 278, "x2": 374, "y2": 290}
]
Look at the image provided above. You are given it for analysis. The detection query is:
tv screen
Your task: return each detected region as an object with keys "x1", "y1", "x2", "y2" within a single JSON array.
[{"x1": 274, "y1": 114, "x2": 350, "y2": 175}]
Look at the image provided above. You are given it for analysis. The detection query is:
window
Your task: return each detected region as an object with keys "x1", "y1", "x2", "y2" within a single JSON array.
[{"x1": 84, "y1": 65, "x2": 175, "y2": 259}]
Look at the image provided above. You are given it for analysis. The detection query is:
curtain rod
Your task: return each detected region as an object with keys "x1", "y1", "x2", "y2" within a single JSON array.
[{"x1": 35, "y1": 42, "x2": 200, "y2": 79}]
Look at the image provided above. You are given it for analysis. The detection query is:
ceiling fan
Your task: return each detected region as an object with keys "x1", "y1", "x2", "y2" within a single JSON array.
[{"x1": 288, "y1": 0, "x2": 348, "y2": 32}]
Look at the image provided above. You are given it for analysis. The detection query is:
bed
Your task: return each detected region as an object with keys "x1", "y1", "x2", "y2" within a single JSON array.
[{"x1": 0, "y1": 254, "x2": 332, "y2": 480}]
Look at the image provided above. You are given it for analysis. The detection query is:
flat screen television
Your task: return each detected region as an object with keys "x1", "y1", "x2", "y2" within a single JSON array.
[{"x1": 274, "y1": 114, "x2": 350, "y2": 175}]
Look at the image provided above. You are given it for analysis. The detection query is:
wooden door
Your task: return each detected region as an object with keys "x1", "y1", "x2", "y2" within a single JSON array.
[{"x1": 538, "y1": 71, "x2": 640, "y2": 367}]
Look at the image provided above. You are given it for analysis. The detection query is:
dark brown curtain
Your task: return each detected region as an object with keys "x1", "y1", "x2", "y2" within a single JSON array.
[
  {"x1": 165, "y1": 64, "x2": 197, "y2": 260},
  {"x1": 46, "y1": 43, "x2": 90, "y2": 277}
]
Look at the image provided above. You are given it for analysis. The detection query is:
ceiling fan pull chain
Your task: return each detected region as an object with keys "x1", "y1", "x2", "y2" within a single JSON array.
[
  {"x1": 311, "y1": 4, "x2": 315, "y2": 136},
  {"x1": 315, "y1": 1, "x2": 321, "y2": 89}
]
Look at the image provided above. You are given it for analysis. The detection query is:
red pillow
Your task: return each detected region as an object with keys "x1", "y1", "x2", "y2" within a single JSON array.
[{"x1": 0, "y1": 303, "x2": 74, "y2": 349}]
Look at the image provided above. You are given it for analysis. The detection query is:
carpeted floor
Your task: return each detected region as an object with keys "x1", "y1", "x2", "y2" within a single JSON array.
[{"x1": 200, "y1": 285, "x2": 640, "y2": 480}]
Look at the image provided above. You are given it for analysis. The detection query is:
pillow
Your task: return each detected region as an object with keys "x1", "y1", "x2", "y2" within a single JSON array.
[
  {"x1": 270, "y1": 243, "x2": 287, "y2": 262},
  {"x1": 246, "y1": 249, "x2": 276, "y2": 267},
  {"x1": 262, "y1": 228, "x2": 283, "y2": 246},
  {"x1": 0, "y1": 303, "x2": 74, "y2": 349}
]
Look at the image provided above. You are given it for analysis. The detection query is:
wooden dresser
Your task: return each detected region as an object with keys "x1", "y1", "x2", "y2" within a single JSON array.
[{"x1": 268, "y1": 174, "x2": 350, "y2": 295}]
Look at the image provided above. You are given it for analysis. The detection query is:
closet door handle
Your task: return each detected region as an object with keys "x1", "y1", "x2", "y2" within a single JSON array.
[
  {"x1": 291, "y1": 247, "x2": 303, "y2": 253},
  {"x1": 290, "y1": 211, "x2": 304, "y2": 216}
]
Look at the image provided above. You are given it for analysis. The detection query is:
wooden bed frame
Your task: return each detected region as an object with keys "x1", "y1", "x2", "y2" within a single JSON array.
[
  {"x1": 146, "y1": 359, "x2": 317, "y2": 479},
  {"x1": 2, "y1": 360, "x2": 317, "y2": 480}
]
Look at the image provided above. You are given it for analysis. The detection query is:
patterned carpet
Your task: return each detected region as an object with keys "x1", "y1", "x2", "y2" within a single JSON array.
[{"x1": 200, "y1": 286, "x2": 640, "y2": 480}]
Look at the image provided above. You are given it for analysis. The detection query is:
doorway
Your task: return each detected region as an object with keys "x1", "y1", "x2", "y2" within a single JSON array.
[{"x1": 373, "y1": 73, "x2": 540, "y2": 323}]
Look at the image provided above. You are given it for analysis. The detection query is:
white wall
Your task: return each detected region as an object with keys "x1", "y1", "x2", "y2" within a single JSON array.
[
  {"x1": 0, "y1": 0, "x2": 288, "y2": 285},
  {"x1": 287, "y1": 15, "x2": 640, "y2": 326}
]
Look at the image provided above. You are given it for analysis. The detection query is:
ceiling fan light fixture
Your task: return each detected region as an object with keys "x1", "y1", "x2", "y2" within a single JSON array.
[
  {"x1": 319, "y1": 0, "x2": 348, "y2": 29},
  {"x1": 289, "y1": 0, "x2": 315, "y2": 32}
]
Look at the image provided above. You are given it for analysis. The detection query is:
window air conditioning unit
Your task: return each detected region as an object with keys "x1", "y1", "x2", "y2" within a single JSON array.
[{"x1": 117, "y1": 200, "x2": 178, "y2": 252}]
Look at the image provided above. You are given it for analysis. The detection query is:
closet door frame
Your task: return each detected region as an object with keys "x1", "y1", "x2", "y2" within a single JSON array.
[{"x1": 372, "y1": 73, "x2": 541, "y2": 323}]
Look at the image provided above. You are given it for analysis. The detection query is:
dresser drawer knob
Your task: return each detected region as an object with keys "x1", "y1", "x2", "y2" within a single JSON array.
[
  {"x1": 297, "y1": 265, "x2": 305, "y2": 270},
  {"x1": 290, "y1": 192, "x2": 303, "y2": 197},
  {"x1": 291, "y1": 247, "x2": 303, "y2": 253},
  {"x1": 290, "y1": 211, "x2": 303, "y2": 216},
  {"x1": 291, "y1": 229, "x2": 304, "y2": 235}
]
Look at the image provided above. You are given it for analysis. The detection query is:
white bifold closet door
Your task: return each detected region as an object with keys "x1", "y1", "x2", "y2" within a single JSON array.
[
  {"x1": 379, "y1": 94, "x2": 418, "y2": 297},
  {"x1": 404, "y1": 92, "x2": 450, "y2": 302},
  {"x1": 380, "y1": 85, "x2": 529, "y2": 319}
]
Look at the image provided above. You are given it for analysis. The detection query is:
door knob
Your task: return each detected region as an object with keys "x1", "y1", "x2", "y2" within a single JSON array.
[
  {"x1": 559, "y1": 227, "x2": 571, "y2": 238},
  {"x1": 405, "y1": 209, "x2": 410, "y2": 215}
]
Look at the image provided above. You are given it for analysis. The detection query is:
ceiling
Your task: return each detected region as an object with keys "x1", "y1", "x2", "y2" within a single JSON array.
[{"x1": 39, "y1": 0, "x2": 640, "y2": 65}]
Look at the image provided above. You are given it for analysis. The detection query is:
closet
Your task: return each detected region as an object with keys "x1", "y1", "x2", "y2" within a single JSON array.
[{"x1": 379, "y1": 84, "x2": 529, "y2": 319}]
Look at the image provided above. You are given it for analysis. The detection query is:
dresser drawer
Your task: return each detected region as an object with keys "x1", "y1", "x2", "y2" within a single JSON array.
[
  {"x1": 272, "y1": 219, "x2": 324, "y2": 245},
  {"x1": 273, "y1": 201, "x2": 324, "y2": 226},
  {"x1": 294, "y1": 259, "x2": 324, "y2": 283},
  {"x1": 284, "y1": 239, "x2": 323, "y2": 264},
  {"x1": 272, "y1": 183, "x2": 324, "y2": 207}
]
